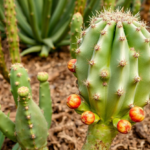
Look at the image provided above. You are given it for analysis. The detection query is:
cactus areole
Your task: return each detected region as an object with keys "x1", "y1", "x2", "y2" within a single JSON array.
[{"x1": 68, "y1": 10, "x2": 150, "y2": 150}]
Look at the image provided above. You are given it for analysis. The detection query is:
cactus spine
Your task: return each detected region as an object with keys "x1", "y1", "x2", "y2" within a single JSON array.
[
  {"x1": 0, "y1": 64, "x2": 52, "y2": 150},
  {"x1": 68, "y1": 10, "x2": 150, "y2": 149}
]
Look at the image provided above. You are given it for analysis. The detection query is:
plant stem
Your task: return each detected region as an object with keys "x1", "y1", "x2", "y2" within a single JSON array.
[{"x1": 82, "y1": 122, "x2": 118, "y2": 150}]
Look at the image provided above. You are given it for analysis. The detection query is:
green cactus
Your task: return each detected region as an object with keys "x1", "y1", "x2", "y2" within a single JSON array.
[
  {"x1": 4, "y1": 0, "x2": 20, "y2": 63},
  {"x1": 0, "y1": 0, "x2": 21, "y2": 83},
  {"x1": 67, "y1": 10, "x2": 150, "y2": 149},
  {"x1": 0, "y1": 35, "x2": 9, "y2": 83},
  {"x1": 0, "y1": 63, "x2": 52, "y2": 150},
  {"x1": 70, "y1": 13, "x2": 83, "y2": 59}
]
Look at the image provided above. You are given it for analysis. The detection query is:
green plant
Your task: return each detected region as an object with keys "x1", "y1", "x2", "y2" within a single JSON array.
[
  {"x1": 0, "y1": 0, "x2": 21, "y2": 83},
  {"x1": 0, "y1": 63, "x2": 52, "y2": 150},
  {"x1": 68, "y1": 10, "x2": 150, "y2": 150}
]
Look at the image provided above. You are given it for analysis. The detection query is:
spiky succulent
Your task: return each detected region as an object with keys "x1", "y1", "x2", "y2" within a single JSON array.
[
  {"x1": 0, "y1": 0, "x2": 21, "y2": 83},
  {"x1": 68, "y1": 10, "x2": 149, "y2": 150},
  {"x1": 0, "y1": 63, "x2": 52, "y2": 150}
]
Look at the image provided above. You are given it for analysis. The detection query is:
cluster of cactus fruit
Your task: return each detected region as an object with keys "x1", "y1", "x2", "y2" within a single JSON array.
[
  {"x1": 68, "y1": 10, "x2": 150, "y2": 150},
  {"x1": 0, "y1": 63, "x2": 52, "y2": 150}
]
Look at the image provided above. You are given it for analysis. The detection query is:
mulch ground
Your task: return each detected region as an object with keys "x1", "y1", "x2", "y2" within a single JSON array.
[{"x1": 1, "y1": 44, "x2": 150, "y2": 150}]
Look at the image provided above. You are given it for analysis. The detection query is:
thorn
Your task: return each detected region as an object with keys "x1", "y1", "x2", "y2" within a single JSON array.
[
  {"x1": 134, "y1": 76, "x2": 141, "y2": 83},
  {"x1": 91, "y1": 24, "x2": 96, "y2": 28},
  {"x1": 26, "y1": 115, "x2": 31, "y2": 120},
  {"x1": 77, "y1": 39, "x2": 82, "y2": 44},
  {"x1": 100, "y1": 70, "x2": 109, "y2": 79},
  {"x1": 129, "y1": 104, "x2": 134, "y2": 109},
  {"x1": 82, "y1": 31, "x2": 86, "y2": 37},
  {"x1": 133, "y1": 52, "x2": 140, "y2": 58},
  {"x1": 89, "y1": 60, "x2": 95, "y2": 66},
  {"x1": 94, "y1": 44, "x2": 100, "y2": 51},
  {"x1": 15, "y1": 82, "x2": 19, "y2": 86},
  {"x1": 76, "y1": 48, "x2": 81, "y2": 54},
  {"x1": 29, "y1": 124, "x2": 33, "y2": 129},
  {"x1": 103, "y1": 82, "x2": 107, "y2": 86},
  {"x1": 84, "y1": 80, "x2": 90, "y2": 87},
  {"x1": 93, "y1": 94, "x2": 100, "y2": 100},
  {"x1": 145, "y1": 38, "x2": 150, "y2": 43},
  {"x1": 116, "y1": 88, "x2": 124, "y2": 96},
  {"x1": 31, "y1": 134, "x2": 36, "y2": 139},
  {"x1": 17, "y1": 73, "x2": 22, "y2": 77},
  {"x1": 119, "y1": 60, "x2": 127, "y2": 67},
  {"x1": 25, "y1": 106, "x2": 29, "y2": 110},
  {"x1": 117, "y1": 21, "x2": 123, "y2": 28},
  {"x1": 136, "y1": 27, "x2": 141, "y2": 31},
  {"x1": 130, "y1": 47, "x2": 135, "y2": 51},
  {"x1": 119, "y1": 36, "x2": 126, "y2": 41},
  {"x1": 101, "y1": 30, "x2": 106, "y2": 35}
]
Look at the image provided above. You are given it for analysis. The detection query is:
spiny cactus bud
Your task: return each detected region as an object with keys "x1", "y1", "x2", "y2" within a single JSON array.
[
  {"x1": 67, "y1": 59, "x2": 77, "y2": 73},
  {"x1": 129, "y1": 107, "x2": 145, "y2": 122},
  {"x1": 18, "y1": 87, "x2": 29, "y2": 97},
  {"x1": 37, "y1": 72, "x2": 48, "y2": 82},
  {"x1": 117, "y1": 120, "x2": 132, "y2": 134},
  {"x1": 67, "y1": 94, "x2": 81, "y2": 109},
  {"x1": 81, "y1": 111, "x2": 95, "y2": 125}
]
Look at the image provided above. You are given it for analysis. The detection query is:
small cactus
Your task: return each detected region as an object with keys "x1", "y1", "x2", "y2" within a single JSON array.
[
  {"x1": 0, "y1": 64, "x2": 52, "y2": 150},
  {"x1": 68, "y1": 10, "x2": 150, "y2": 149},
  {"x1": 0, "y1": 0, "x2": 21, "y2": 83}
]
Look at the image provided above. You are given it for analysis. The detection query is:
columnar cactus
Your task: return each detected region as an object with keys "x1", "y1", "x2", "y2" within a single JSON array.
[
  {"x1": 0, "y1": 0, "x2": 21, "y2": 83},
  {"x1": 68, "y1": 10, "x2": 150, "y2": 150},
  {"x1": 4, "y1": 0, "x2": 20, "y2": 63},
  {"x1": 0, "y1": 35, "x2": 9, "y2": 82},
  {"x1": 0, "y1": 63, "x2": 52, "y2": 150}
]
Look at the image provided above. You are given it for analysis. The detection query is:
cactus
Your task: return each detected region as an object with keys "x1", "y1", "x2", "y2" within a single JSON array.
[
  {"x1": 0, "y1": 35, "x2": 9, "y2": 83},
  {"x1": 0, "y1": 0, "x2": 21, "y2": 83},
  {"x1": 4, "y1": 0, "x2": 20, "y2": 63},
  {"x1": 70, "y1": 13, "x2": 83, "y2": 59},
  {"x1": 67, "y1": 10, "x2": 150, "y2": 149},
  {"x1": 0, "y1": 63, "x2": 52, "y2": 150}
]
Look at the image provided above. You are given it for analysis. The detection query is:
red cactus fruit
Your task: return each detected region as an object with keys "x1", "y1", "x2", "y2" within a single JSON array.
[
  {"x1": 117, "y1": 120, "x2": 131, "y2": 134},
  {"x1": 67, "y1": 59, "x2": 77, "y2": 72},
  {"x1": 129, "y1": 106, "x2": 145, "y2": 122},
  {"x1": 67, "y1": 94, "x2": 81, "y2": 109},
  {"x1": 81, "y1": 111, "x2": 95, "y2": 125}
]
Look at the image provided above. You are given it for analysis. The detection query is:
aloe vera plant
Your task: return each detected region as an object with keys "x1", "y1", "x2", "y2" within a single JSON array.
[
  {"x1": 67, "y1": 10, "x2": 150, "y2": 149},
  {"x1": 0, "y1": 63, "x2": 52, "y2": 150}
]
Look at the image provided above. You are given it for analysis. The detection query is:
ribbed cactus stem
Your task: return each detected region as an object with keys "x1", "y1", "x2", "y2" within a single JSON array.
[
  {"x1": 10, "y1": 63, "x2": 32, "y2": 106},
  {"x1": 4, "y1": 0, "x2": 20, "y2": 63},
  {"x1": 38, "y1": 72, "x2": 52, "y2": 129},
  {"x1": 0, "y1": 35, "x2": 9, "y2": 82},
  {"x1": 82, "y1": 123, "x2": 118, "y2": 150},
  {"x1": 16, "y1": 87, "x2": 48, "y2": 149},
  {"x1": 70, "y1": 13, "x2": 83, "y2": 58},
  {"x1": 68, "y1": 10, "x2": 150, "y2": 148}
]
